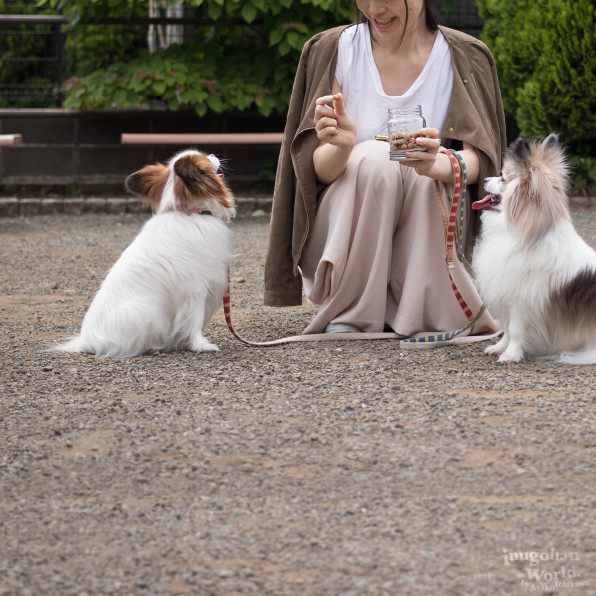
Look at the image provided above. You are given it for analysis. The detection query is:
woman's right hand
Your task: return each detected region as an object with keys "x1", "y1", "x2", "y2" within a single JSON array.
[{"x1": 314, "y1": 93, "x2": 357, "y2": 148}]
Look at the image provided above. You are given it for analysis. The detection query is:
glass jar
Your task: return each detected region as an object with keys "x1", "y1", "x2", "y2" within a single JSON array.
[{"x1": 387, "y1": 105, "x2": 427, "y2": 161}]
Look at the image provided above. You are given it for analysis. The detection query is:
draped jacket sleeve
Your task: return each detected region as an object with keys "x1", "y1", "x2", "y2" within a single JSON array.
[{"x1": 264, "y1": 25, "x2": 506, "y2": 307}]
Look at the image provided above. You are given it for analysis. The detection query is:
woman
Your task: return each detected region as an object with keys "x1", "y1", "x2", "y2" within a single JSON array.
[{"x1": 264, "y1": 0, "x2": 506, "y2": 339}]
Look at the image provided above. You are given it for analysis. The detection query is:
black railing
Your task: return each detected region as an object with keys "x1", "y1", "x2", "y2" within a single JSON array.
[{"x1": 0, "y1": 15, "x2": 66, "y2": 107}]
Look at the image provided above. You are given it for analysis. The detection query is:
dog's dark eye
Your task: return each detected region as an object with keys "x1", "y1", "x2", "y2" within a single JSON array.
[{"x1": 500, "y1": 175, "x2": 506, "y2": 182}]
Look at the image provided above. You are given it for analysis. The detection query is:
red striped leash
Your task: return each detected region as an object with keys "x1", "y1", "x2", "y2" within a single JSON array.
[
  {"x1": 222, "y1": 273, "x2": 401, "y2": 347},
  {"x1": 223, "y1": 147, "x2": 487, "y2": 349},
  {"x1": 400, "y1": 148, "x2": 486, "y2": 347}
]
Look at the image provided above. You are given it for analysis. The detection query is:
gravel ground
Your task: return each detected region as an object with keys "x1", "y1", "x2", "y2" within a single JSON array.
[{"x1": 1, "y1": 203, "x2": 595, "y2": 596}]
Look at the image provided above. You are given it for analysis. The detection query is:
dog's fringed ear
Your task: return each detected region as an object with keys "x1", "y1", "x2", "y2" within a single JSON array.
[
  {"x1": 540, "y1": 132, "x2": 570, "y2": 187},
  {"x1": 174, "y1": 156, "x2": 205, "y2": 188},
  {"x1": 174, "y1": 154, "x2": 234, "y2": 208},
  {"x1": 509, "y1": 137, "x2": 531, "y2": 166},
  {"x1": 125, "y1": 164, "x2": 169, "y2": 212},
  {"x1": 507, "y1": 134, "x2": 569, "y2": 245},
  {"x1": 542, "y1": 132, "x2": 560, "y2": 151}
]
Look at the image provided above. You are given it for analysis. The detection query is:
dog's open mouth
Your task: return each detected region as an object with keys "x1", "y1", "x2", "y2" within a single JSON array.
[{"x1": 472, "y1": 193, "x2": 501, "y2": 210}]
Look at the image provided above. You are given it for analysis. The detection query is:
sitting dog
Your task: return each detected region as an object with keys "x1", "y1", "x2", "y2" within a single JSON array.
[
  {"x1": 55, "y1": 149, "x2": 236, "y2": 357},
  {"x1": 472, "y1": 134, "x2": 596, "y2": 364}
]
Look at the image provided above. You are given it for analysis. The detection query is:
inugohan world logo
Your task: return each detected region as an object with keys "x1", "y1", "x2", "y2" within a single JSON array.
[{"x1": 502, "y1": 548, "x2": 589, "y2": 592}]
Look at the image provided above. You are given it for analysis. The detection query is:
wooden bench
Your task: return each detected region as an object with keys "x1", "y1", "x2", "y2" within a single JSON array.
[
  {"x1": 0, "y1": 134, "x2": 23, "y2": 146},
  {"x1": 121, "y1": 132, "x2": 283, "y2": 145}
]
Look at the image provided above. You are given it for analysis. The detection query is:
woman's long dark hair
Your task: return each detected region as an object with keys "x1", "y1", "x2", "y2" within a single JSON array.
[{"x1": 352, "y1": 0, "x2": 443, "y2": 51}]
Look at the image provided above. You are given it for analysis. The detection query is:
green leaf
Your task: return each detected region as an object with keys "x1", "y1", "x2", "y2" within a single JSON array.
[
  {"x1": 153, "y1": 80, "x2": 167, "y2": 95},
  {"x1": 207, "y1": 3, "x2": 223, "y2": 20},
  {"x1": 269, "y1": 26, "x2": 284, "y2": 46},
  {"x1": 241, "y1": 2, "x2": 258, "y2": 23},
  {"x1": 277, "y1": 39, "x2": 291, "y2": 56},
  {"x1": 206, "y1": 94, "x2": 224, "y2": 112},
  {"x1": 286, "y1": 31, "x2": 301, "y2": 49},
  {"x1": 112, "y1": 89, "x2": 127, "y2": 105}
]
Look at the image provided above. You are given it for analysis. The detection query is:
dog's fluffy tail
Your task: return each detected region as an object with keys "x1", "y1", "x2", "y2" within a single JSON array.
[
  {"x1": 558, "y1": 348, "x2": 596, "y2": 365},
  {"x1": 52, "y1": 336, "x2": 85, "y2": 354}
]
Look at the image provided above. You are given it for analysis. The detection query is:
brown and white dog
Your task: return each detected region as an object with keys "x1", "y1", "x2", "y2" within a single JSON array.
[
  {"x1": 473, "y1": 134, "x2": 596, "y2": 364},
  {"x1": 55, "y1": 149, "x2": 235, "y2": 357}
]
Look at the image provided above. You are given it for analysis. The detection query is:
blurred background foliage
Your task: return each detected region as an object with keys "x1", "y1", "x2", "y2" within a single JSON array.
[
  {"x1": 35, "y1": 0, "x2": 356, "y2": 116},
  {"x1": 1, "y1": 0, "x2": 594, "y2": 190},
  {"x1": 477, "y1": 0, "x2": 595, "y2": 193}
]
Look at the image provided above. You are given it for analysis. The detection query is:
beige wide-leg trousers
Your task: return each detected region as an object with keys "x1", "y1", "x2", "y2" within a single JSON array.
[{"x1": 300, "y1": 139, "x2": 498, "y2": 337}]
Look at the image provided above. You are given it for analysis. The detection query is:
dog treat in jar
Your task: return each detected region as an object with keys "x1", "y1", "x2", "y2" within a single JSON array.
[{"x1": 387, "y1": 105, "x2": 427, "y2": 161}]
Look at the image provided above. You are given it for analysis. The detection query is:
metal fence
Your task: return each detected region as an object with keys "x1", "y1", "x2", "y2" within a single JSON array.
[
  {"x1": 0, "y1": 13, "x2": 65, "y2": 107},
  {"x1": 0, "y1": 0, "x2": 484, "y2": 109}
]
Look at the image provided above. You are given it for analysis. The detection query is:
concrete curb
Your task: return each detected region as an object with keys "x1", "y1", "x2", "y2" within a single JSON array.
[
  {"x1": 1, "y1": 195, "x2": 592, "y2": 219},
  {"x1": 0, "y1": 196, "x2": 273, "y2": 218}
]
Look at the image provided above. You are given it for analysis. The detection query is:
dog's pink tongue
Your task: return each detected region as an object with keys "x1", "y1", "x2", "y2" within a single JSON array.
[{"x1": 472, "y1": 194, "x2": 498, "y2": 210}]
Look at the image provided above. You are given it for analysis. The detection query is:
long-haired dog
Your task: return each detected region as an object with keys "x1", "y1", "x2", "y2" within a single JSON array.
[
  {"x1": 55, "y1": 149, "x2": 236, "y2": 357},
  {"x1": 472, "y1": 134, "x2": 596, "y2": 364}
]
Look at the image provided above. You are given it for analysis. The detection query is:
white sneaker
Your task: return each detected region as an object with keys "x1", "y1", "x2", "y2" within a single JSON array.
[{"x1": 324, "y1": 323, "x2": 362, "y2": 334}]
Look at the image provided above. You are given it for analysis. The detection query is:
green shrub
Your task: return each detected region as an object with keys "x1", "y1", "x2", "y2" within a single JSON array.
[{"x1": 477, "y1": 0, "x2": 595, "y2": 157}]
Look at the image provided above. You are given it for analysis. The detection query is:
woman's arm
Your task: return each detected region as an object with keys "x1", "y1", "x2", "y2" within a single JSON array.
[{"x1": 312, "y1": 79, "x2": 357, "y2": 185}]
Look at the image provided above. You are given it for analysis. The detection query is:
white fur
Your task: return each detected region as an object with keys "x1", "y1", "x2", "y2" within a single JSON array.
[
  {"x1": 473, "y1": 136, "x2": 596, "y2": 364},
  {"x1": 55, "y1": 151, "x2": 235, "y2": 357}
]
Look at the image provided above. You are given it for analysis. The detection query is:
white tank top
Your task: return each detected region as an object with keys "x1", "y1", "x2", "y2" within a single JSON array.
[{"x1": 336, "y1": 24, "x2": 453, "y2": 144}]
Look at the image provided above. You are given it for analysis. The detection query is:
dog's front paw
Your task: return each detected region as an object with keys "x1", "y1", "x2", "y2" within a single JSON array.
[
  {"x1": 485, "y1": 343, "x2": 504, "y2": 355},
  {"x1": 190, "y1": 336, "x2": 220, "y2": 353},
  {"x1": 485, "y1": 335, "x2": 508, "y2": 355},
  {"x1": 498, "y1": 345, "x2": 524, "y2": 363}
]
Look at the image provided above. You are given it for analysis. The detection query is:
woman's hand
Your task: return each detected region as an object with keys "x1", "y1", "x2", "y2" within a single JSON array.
[
  {"x1": 400, "y1": 127, "x2": 449, "y2": 180},
  {"x1": 314, "y1": 93, "x2": 357, "y2": 149},
  {"x1": 401, "y1": 129, "x2": 480, "y2": 185},
  {"x1": 313, "y1": 92, "x2": 357, "y2": 185}
]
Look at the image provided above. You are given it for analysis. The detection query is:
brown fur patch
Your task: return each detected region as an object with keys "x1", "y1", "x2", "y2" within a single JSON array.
[
  {"x1": 124, "y1": 164, "x2": 169, "y2": 212},
  {"x1": 546, "y1": 269, "x2": 596, "y2": 350}
]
